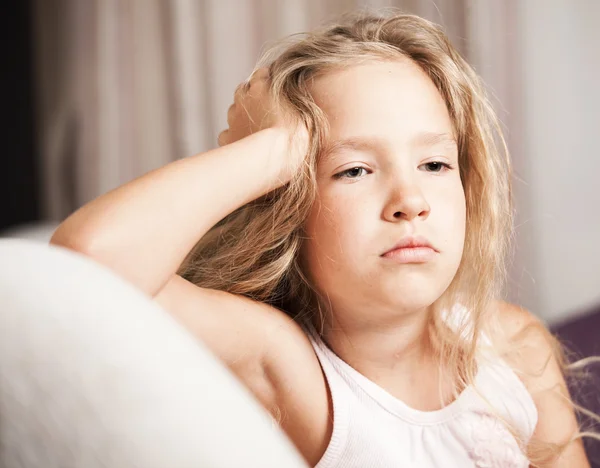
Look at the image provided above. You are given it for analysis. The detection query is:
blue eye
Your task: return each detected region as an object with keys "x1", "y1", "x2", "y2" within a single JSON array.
[{"x1": 334, "y1": 167, "x2": 369, "y2": 179}]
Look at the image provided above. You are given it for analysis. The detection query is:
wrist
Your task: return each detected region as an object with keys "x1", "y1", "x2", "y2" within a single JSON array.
[{"x1": 260, "y1": 127, "x2": 298, "y2": 184}]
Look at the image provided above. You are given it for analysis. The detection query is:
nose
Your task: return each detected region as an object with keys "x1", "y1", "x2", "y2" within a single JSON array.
[{"x1": 383, "y1": 178, "x2": 430, "y2": 222}]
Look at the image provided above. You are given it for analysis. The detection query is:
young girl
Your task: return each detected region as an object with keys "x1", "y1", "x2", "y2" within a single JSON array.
[{"x1": 51, "y1": 10, "x2": 595, "y2": 468}]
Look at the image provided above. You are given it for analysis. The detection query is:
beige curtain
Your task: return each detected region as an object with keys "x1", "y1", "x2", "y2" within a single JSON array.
[{"x1": 33, "y1": 0, "x2": 473, "y2": 221}]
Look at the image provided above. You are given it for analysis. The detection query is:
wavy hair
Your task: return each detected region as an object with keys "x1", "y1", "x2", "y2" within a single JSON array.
[{"x1": 178, "y1": 9, "x2": 598, "y2": 466}]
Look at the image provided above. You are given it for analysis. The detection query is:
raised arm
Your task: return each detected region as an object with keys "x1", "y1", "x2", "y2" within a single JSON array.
[
  {"x1": 50, "y1": 69, "x2": 307, "y2": 298},
  {"x1": 48, "y1": 71, "x2": 330, "y2": 465}
]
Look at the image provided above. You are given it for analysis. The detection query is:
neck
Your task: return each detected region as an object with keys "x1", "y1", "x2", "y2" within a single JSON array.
[
  {"x1": 316, "y1": 306, "x2": 435, "y2": 382},
  {"x1": 312, "y1": 305, "x2": 458, "y2": 410}
]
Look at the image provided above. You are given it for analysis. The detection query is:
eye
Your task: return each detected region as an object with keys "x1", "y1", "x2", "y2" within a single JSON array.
[
  {"x1": 421, "y1": 161, "x2": 453, "y2": 173},
  {"x1": 333, "y1": 167, "x2": 370, "y2": 180}
]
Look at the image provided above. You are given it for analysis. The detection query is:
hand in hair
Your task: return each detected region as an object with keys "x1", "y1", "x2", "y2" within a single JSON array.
[{"x1": 218, "y1": 67, "x2": 309, "y2": 183}]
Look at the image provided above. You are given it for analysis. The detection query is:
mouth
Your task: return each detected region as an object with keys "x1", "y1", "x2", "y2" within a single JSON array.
[{"x1": 381, "y1": 236, "x2": 438, "y2": 263}]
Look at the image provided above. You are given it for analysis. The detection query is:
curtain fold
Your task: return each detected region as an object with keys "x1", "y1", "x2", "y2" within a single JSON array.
[{"x1": 33, "y1": 0, "x2": 475, "y2": 221}]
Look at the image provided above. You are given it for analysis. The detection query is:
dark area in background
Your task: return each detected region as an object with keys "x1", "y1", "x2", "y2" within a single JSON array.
[
  {"x1": 553, "y1": 309, "x2": 600, "y2": 466},
  {"x1": 0, "y1": 1, "x2": 40, "y2": 232}
]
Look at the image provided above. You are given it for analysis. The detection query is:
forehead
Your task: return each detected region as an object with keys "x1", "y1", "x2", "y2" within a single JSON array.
[{"x1": 309, "y1": 59, "x2": 454, "y2": 145}]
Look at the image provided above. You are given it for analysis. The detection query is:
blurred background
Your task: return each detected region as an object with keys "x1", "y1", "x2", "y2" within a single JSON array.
[{"x1": 1, "y1": 0, "x2": 599, "y2": 327}]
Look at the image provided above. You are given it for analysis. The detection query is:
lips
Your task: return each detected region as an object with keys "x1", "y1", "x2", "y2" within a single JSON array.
[{"x1": 381, "y1": 236, "x2": 437, "y2": 256}]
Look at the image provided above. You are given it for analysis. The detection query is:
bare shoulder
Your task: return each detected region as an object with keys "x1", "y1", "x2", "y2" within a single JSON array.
[
  {"x1": 491, "y1": 300, "x2": 562, "y2": 382},
  {"x1": 491, "y1": 301, "x2": 589, "y2": 467},
  {"x1": 491, "y1": 300, "x2": 540, "y2": 339},
  {"x1": 154, "y1": 274, "x2": 331, "y2": 466}
]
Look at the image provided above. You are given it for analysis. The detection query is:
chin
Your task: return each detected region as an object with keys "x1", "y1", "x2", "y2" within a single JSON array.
[
  {"x1": 378, "y1": 276, "x2": 449, "y2": 312},
  {"x1": 387, "y1": 295, "x2": 438, "y2": 314}
]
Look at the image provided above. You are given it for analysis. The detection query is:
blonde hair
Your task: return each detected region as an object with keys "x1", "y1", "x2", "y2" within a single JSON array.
[{"x1": 178, "y1": 9, "x2": 598, "y2": 466}]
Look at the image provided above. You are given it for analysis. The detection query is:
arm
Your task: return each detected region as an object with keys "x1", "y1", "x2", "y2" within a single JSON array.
[
  {"x1": 495, "y1": 301, "x2": 590, "y2": 468},
  {"x1": 48, "y1": 73, "x2": 330, "y2": 464},
  {"x1": 49, "y1": 127, "x2": 330, "y2": 466},
  {"x1": 50, "y1": 127, "x2": 291, "y2": 297},
  {"x1": 50, "y1": 68, "x2": 306, "y2": 298}
]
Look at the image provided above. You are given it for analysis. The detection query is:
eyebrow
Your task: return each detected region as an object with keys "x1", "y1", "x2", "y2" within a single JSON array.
[
  {"x1": 321, "y1": 132, "x2": 457, "y2": 161},
  {"x1": 414, "y1": 131, "x2": 457, "y2": 147}
]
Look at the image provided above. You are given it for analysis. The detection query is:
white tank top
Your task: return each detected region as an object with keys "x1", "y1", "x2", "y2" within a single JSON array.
[{"x1": 303, "y1": 317, "x2": 538, "y2": 468}]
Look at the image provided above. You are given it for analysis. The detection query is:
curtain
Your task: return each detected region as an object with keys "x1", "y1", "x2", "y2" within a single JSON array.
[{"x1": 32, "y1": 0, "x2": 476, "y2": 222}]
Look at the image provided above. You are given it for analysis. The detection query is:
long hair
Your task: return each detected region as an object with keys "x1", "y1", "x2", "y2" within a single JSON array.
[{"x1": 178, "y1": 9, "x2": 597, "y2": 465}]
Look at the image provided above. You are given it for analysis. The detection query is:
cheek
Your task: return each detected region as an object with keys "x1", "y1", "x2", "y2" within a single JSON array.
[
  {"x1": 433, "y1": 187, "x2": 466, "y2": 250},
  {"x1": 452, "y1": 199, "x2": 467, "y2": 255},
  {"x1": 447, "y1": 189, "x2": 466, "y2": 227},
  {"x1": 303, "y1": 198, "x2": 370, "y2": 265}
]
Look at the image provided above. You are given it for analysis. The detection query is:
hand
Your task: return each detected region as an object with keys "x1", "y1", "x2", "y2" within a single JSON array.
[{"x1": 218, "y1": 68, "x2": 309, "y2": 183}]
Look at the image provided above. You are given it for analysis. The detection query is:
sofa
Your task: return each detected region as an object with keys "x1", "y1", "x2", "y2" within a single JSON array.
[{"x1": 0, "y1": 236, "x2": 307, "y2": 468}]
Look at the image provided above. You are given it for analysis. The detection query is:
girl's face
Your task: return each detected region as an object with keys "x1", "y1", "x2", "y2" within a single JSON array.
[{"x1": 302, "y1": 59, "x2": 466, "y2": 325}]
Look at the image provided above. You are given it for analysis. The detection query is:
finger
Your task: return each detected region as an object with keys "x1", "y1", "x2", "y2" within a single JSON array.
[
  {"x1": 226, "y1": 103, "x2": 236, "y2": 126},
  {"x1": 245, "y1": 68, "x2": 270, "y2": 91},
  {"x1": 233, "y1": 82, "x2": 247, "y2": 102},
  {"x1": 252, "y1": 67, "x2": 270, "y2": 80},
  {"x1": 217, "y1": 129, "x2": 229, "y2": 147}
]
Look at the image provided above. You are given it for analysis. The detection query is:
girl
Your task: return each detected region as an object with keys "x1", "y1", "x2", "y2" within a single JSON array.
[{"x1": 51, "y1": 10, "x2": 595, "y2": 468}]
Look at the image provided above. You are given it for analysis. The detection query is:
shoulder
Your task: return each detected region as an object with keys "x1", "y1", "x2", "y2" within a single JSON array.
[
  {"x1": 263, "y1": 318, "x2": 333, "y2": 467},
  {"x1": 490, "y1": 301, "x2": 565, "y2": 388},
  {"x1": 154, "y1": 275, "x2": 331, "y2": 465},
  {"x1": 491, "y1": 300, "x2": 542, "y2": 342},
  {"x1": 485, "y1": 300, "x2": 556, "y2": 383},
  {"x1": 490, "y1": 300, "x2": 566, "y2": 402},
  {"x1": 490, "y1": 301, "x2": 589, "y2": 466}
]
